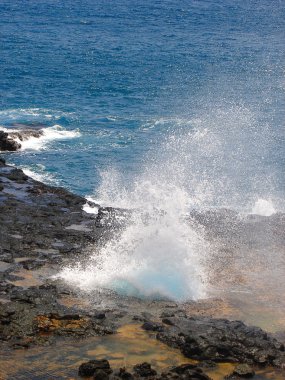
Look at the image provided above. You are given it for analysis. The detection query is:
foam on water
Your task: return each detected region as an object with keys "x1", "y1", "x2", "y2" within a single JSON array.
[
  {"x1": 0, "y1": 124, "x2": 81, "y2": 151},
  {"x1": 20, "y1": 125, "x2": 80, "y2": 151},
  {"x1": 22, "y1": 166, "x2": 56, "y2": 185}
]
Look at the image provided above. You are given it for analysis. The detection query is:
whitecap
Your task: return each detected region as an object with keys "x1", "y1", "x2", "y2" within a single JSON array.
[{"x1": 18, "y1": 125, "x2": 81, "y2": 151}]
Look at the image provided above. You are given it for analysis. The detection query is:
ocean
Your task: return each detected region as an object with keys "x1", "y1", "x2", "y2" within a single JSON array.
[
  {"x1": 1, "y1": 0, "x2": 285, "y2": 305},
  {"x1": 1, "y1": 0, "x2": 284, "y2": 212}
]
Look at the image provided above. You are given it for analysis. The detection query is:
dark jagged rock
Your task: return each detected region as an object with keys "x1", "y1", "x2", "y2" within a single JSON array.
[
  {"x1": 0, "y1": 130, "x2": 21, "y2": 151},
  {"x1": 6, "y1": 168, "x2": 28, "y2": 182},
  {"x1": 142, "y1": 321, "x2": 163, "y2": 332},
  {"x1": 0, "y1": 161, "x2": 99, "y2": 271},
  {"x1": 112, "y1": 368, "x2": 134, "y2": 379},
  {"x1": 228, "y1": 364, "x2": 255, "y2": 378},
  {"x1": 166, "y1": 364, "x2": 212, "y2": 379},
  {"x1": 144, "y1": 317, "x2": 285, "y2": 367},
  {"x1": 0, "y1": 285, "x2": 116, "y2": 344},
  {"x1": 78, "y1": 361, "x2": 212, "y2": 380},
  {"x1": 94, "y1": 369, "x2": 110, "y2": 379},
  {"x1": 9, "y1": 129, "x2": 43, "y2": 142},
  {"x1": 133, "y1": 362, "x2": 157, "y2": 377},
  {"x1": 0, "y1": 128, "x2": 44, "y2": 152},
  {"x1": 78, "y1": 359, "x2": 112, "y2": 377}
]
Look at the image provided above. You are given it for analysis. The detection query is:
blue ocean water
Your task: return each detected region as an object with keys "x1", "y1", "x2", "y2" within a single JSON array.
[{"x1": 0, "y1": 0, "x2": 284, "y2": 210}]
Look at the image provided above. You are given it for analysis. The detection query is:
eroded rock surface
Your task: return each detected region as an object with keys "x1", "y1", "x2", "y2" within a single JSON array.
[
  {"x1": 0, "y1": 159, "x2": 114, "y2": 347},
  {"x1": 0, "y1": 130, "x2": 21, "y2": 151},
  {"x1": 0, "y1": 159, "x2": 99, "y2": 268},
  {"x1": 0, "y1": 158, "x2": 285, "y2": 380},
  {"x1": 142, "y1": 317, "x2": 285, "y2": 367},
  {"x1": 78, "y1": 360, "x2": 212, "y2": 380}
]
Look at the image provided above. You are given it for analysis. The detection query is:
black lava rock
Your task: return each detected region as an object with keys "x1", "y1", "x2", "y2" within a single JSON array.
[
  {"x1": 154, "y1": 316, "x2": 285, "y2": 367},
  {"x1": 0, "y1": 131, "x2": 21, "y2": 151},
  {"x1": 133, "y1": 362, "x2": 157, "y2": 377},
  {"x1": 94, "y1": 369, "x2": 110, "y2": 380},
  {"x1": 231, "y1": 364, "x2": 255, "y2": 378},
  {"x1": 79, "y1": 360, "x2": 112, "y2": 377}
]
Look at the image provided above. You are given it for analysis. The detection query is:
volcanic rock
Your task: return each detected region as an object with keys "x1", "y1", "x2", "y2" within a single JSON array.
[
  {"x1": 78, "y1": 359, "x2": 112, "y2": 377},
  {"x1": 143, "y1": 317, "x2": 285, "y2": 367},
  {"x1": 133, "y1": 362, "x2": 157, "y2": 377},
  {"x1": 0, "y1": 130, "x2": 21, "y2": 151},
  {"x1": 230, "y1": 364, "x2": 255, "y2": 378}
]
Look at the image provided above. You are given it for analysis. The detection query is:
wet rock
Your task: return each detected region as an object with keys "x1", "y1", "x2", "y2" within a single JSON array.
[
  {"x1": 22, "y1": 259, "x2": 45, "y2": 270},
  {"x1": 112, "y1": 368, "x2": 134, "y2": 379},
  {"x1": 146, "y1": 317, "x2": 285, "y2": 367},
  {"x1": 9, "y1": 129, "x2": 43, "y2": 142},
  {"x1": 34, "y1": 311, "x2": 115, "y2": 337},
  {"x1": 160, "y1": 311, "x2": 175, "y2": 318},
  {"x1": 78, "y1": 359, "x2": 112, "y2": 377},
  {"x1": 35, "y1": 313, "x2": 90, "y2": 334},
  {"x1": 232, "y1": 364, "x2": 255, "y2": 377},
  {"x1": 95, "y1": 312, "x2": 106, "y2": 320},
  {"x1": 6, "y1": 168, "x2": 28, "y2": 182},
  {"x1": 0, "y1": 130, "x2": 21, "y2": 151},
  {"x1": 133, "y1": 362, "x2": 157, "y2": 377},
  {"x1": 199, "y1": 361, "x2": 217, "y2": 369},
  {"x1": 164, "y1": 364, "x2": 212, "y2": 379},
  {"x1": 168, "y1": 364, "x2": 201, "y2": 374},
  {"x1": 162, "y1": 318, "x2": 175, "y2": 326},
  {"x1": 94, "y1": 369, "x2": 110, "y2": 380},
  {"x1": 142, "y1": 321, "x2": 163, "y2": 332}
]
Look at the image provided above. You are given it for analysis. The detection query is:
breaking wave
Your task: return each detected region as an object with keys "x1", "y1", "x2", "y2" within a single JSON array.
[
  {"x1": 20, "y1": 125, "x2": 80, "y2": 151},
  {"x1": 0, "y1": 124, "x2": 80, "y2": 151}
]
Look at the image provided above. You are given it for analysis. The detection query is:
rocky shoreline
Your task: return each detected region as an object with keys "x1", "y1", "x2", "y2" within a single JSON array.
[{"x1": 1, "y1": 156, "x2": 285, "y2": 379}]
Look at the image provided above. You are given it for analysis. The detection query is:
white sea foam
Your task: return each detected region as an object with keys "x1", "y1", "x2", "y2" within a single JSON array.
[
  {"x1": 251, "y1": 198, "x2": 276, "y2": 216},
  {"x1": 22, "y1": 166, "x2": 56, "y2": 185},
  {"x1": 82, "y1": 197, "x2": 99, "y2": 214},
  {"x1": 17, "y1": 125, "x2": 80, "y2": 151},
  {"x1": 1, "y1": 123, "x2": 80, "y2": 151}
]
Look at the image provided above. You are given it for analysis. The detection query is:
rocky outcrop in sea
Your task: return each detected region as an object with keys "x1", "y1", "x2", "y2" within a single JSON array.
[{"x1": 0, "y1": 127, "x2": 44, "y2": 151}]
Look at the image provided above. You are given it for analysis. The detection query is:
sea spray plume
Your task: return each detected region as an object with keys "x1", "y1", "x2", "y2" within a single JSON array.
[
  {"x1": 59, "y1": 172, "x2": 210, "y2": 301},
  {"x1": 58, "y1": 104, "x2": 281, "y2": 300}
]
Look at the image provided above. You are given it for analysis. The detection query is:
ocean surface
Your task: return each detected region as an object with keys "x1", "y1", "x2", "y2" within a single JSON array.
[
  {"x1": 1, "y1": 0, "x2": 284, "y2": 213},
  {"x1": 1, "y1": 0, "x2": 285, "y2": 303}
]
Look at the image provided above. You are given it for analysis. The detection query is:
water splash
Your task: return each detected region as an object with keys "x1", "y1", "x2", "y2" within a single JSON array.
[
  {"x1": 251, "y1": 198, "x2": 276, "y2": 216},
  {"x1": 59, "y1": 104, "x2": 283, "y2": 301},
  {"x1": 19, "y1": 125, "x2": 81, "y2": 151},
  {"x1": 61, "y1": 179, "x2": 208, "y2": 301}
]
